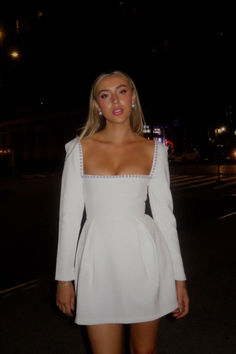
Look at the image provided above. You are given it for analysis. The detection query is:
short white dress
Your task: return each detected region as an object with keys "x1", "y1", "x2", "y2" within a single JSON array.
[{"x1": 55, "y1": 137, "x2": 186, "y2": 325}]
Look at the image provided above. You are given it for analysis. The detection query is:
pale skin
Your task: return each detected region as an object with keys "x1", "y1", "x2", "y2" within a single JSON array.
[{"x1": 56, "y1": 74, "x2": 189, "y2": 354}]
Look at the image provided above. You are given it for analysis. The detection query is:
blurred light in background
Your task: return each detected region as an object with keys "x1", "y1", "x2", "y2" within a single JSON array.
[
  {"x1": 0, "y1": 29, "x2": 4, "y2": 40},
  {"x1": 10, "y1": 50, "x2": 20, "y2": 58},
  {"x1": 0, "y1": 28, "x2": 4, "y2": 46}
]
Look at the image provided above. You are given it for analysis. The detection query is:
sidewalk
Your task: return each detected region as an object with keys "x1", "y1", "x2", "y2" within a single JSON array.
[
  {"x1": 1, "y1": 171, "x2": 235, "y2": 353},
  {"x1": 1, "y1": 216, "x2": 235, "y2": 354}
]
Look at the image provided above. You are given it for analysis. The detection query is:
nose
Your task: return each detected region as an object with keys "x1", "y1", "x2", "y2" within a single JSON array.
[{"x1": 111, "y1": 93, "x2": 119, "y2": 104}]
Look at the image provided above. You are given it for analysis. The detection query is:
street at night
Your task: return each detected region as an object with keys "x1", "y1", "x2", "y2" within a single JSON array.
[
  {"x1": 1, "y1": 163, "x2": 235, "y2": 353},
  {"x1": 0, "y1": 3, "x2": 235, "y2": 354}
]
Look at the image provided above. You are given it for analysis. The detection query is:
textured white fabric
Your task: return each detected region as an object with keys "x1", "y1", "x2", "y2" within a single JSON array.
[{"x1": 55, "y1": 137, "x2": 186, "y2": 325}]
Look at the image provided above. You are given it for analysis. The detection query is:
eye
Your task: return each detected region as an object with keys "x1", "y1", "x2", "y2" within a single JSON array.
[
  {"x1": 101, "y1": 93, "x2": 108, "y2": 99},
  {"x1": 120, "y1": 89, "x2": 127, "y2": 94}
]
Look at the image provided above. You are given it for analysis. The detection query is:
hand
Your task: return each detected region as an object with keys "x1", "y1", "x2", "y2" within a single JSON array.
[
  {"x1": 172, "y1": 280, "x2": 189, "y2": 319},
  {"x1": 56, "y1": 281, "x2": 75, "y2": 317}
]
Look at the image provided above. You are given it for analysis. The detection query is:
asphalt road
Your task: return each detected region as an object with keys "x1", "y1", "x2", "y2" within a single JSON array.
[{"x1": 0, "y1": 164, "x2": 236, "y2": 353}]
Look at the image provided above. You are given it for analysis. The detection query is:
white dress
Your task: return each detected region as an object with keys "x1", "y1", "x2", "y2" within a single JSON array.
[{"x1": 55, "y1": 137, "x2": 186, "y2": 325}]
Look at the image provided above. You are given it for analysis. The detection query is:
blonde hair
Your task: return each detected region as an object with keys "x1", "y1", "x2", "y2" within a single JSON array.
[{"x1": 77, "y1": 70, "x2": 146, "y2": 140}]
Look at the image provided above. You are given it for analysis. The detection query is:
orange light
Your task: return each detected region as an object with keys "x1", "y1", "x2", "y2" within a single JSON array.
[
  {"x1": 10, "y1": 50, "x2": 19, "y2": 58},
  {"x1": 0, "y1": 29, "x2": 4, "y2": 40}
]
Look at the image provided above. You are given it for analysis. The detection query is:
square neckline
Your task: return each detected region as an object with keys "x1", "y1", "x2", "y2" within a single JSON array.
[{"x1": 78, "y1": 138, "x2": 159, "y2": 179}]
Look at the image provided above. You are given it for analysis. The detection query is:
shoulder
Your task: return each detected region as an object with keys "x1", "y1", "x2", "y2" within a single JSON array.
[
  {"x1": 156, "y1": 141, "x2": 168, "y2": 151},
  {"x1": 145, "y1": 138, "x2": 155, "y2": 149},
  {"x1": 143, "y1": 139, "x2": 155, "y2": 160},
  {"x1": 64, "y1": 136, "x2": 80, "y2": 155},
  {"x1": 129, "y1": 136, "x2": 157, "y2": 161},
  {"x1": 156, "y1": 143, "x2": 169, "y2": 171},
  {"x1": 142, "y1": 139, "x2": 168, "y2": 162},
  {"x1": 133, "y1": 134, "x2": 155, "y2": 152},
  {"x1": 155, "y1": 142, "x2": 168, "y2": 164},
  {"x1": 79, "y1": 135, "x2": 98, "y2": 153}
]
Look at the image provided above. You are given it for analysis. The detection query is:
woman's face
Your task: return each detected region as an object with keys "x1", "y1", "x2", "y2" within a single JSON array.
[{"x1": 94, "y1": 74, "x2": 136, "y2": 124}]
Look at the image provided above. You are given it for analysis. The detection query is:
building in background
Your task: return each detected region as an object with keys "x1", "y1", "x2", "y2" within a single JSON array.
[{"x1": 0, "y1": 108, "x2": 86, "y2": 176}]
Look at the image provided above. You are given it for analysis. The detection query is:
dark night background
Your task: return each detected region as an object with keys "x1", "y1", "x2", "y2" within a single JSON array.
[
  {"x1": 1, "y1": 3, "x2": 236, "y2": 354},
  {"x1": 0, "y1": 3, "x2": 235, "y2": 172},
  {"x1": 0, "y1": 2, "x2": 234, "y2": 125}
]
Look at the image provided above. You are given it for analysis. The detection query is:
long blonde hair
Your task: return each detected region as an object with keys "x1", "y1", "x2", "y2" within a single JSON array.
[{"x1": 78, "y1": 70, "x2": 146, "y2": 140}]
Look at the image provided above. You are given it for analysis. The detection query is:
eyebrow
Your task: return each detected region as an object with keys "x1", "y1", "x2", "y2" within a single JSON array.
[{"x1": 97, "y1": 84, "x2": 128, "y2": 95}]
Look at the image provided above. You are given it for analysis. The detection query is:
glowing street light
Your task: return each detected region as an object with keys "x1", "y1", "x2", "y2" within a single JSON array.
[
  {"x1": 0, "y1": 28, "x2": 4, "y2": 47},
  {"x1": 10, "y1": 50, "x2": 20, "y2": 59},
  {"x1": 214, "y1": 125, "x2": 227, "y2": 185},
  {"x1": 0, "y1": 29, "x2": 4, "y2": 40},
  {"x1": 215, "y1": 126, "x2": 226, "y2": 135}
]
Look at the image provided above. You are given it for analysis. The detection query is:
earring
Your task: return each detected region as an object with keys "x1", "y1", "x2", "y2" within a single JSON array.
[
  {"x1": 131, "y1": 103, "x2": 135, "y2": 108},
  {"x1": 98, "y1": 111, "x2": 102, "y2": 116}
]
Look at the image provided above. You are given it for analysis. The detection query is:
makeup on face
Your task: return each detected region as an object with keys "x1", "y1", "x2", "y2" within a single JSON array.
[
  {"x1": 95, "y1": 76, "x2": 134, "y2": 119},
  {"x1": 97, "y1": 84, "x2": 129, "y2": 99}
]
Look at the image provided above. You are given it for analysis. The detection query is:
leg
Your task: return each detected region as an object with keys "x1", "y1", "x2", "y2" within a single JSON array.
[
  {"x1": 86, "y1": 323, "x2": 123, "y2": 354},
  {"x1": 129, "y1": 319, "x2": 160, "y2": 354}
]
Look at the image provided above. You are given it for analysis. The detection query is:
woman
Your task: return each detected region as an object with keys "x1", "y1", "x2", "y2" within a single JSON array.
[{"x1": 55, "y1": 70, "x2": 189, "y2": 354}]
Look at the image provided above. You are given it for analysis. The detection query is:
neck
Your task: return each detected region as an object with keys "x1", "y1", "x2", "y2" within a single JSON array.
[{"x1": 100, "y1": 121, "x2": 136, "y2": 144}]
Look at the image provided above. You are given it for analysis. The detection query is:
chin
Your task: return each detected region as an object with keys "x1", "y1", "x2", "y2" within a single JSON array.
[{"x1": 113, "y1": 118, "x2": 129, "y2": 124}]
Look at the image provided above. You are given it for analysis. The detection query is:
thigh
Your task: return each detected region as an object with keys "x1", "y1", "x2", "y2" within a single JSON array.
[
  {"x1": 86, "y1": 323, "x2": 123, "y2": 354},
  {"x1": 129, "y1": 319, "x2": 160, "y2": 354}
]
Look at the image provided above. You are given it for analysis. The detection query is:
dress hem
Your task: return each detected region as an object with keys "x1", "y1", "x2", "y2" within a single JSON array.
[{"x1": 74, "y1": 303, "x2": 177, "y2": 325}]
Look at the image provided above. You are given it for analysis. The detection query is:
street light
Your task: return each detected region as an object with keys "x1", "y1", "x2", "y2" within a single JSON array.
[
  {"x1": 10, "y1": 50, "x2": 20, "y2": 59},
  {"x1": 0, "y1": 28, "x2": 4, "y2": 47},
  {"x1": 215, "y1": 126, "x2": 226, "y2": 185},
  {"x1": 216, "y1": 126, "x2": 226, "y2": 135},
  {"x1": 0, "y1": 29, "x2": 4, "y2": 40},
  {"x1": 216, "y1": 144, "x2": 224, "y2": 184}
]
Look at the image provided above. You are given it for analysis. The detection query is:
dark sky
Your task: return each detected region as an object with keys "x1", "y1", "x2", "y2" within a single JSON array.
[{"x1": 0, "y1": 3, "x2": 234, "y2": 127}]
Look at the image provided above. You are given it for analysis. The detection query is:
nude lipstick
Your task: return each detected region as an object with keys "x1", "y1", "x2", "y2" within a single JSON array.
[{"x1": 112, "y1": 108, "x2": 124, "y2": 116}]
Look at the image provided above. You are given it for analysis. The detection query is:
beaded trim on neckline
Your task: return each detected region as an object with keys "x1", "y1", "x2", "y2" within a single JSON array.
[{"x1": 78, "y1": 139, "x2": 158, "y2": 179}]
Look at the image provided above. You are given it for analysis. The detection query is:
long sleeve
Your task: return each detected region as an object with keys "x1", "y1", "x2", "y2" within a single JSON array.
[
  {"x1": 55, "y1": 138, "x2": 84, "y2": 281},
  {"x1": 148, "y1": 142, "x2": 186, "y2": 280}
]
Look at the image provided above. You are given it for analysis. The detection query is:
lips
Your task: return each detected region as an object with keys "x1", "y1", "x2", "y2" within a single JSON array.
[{"x1": 112, "y1": 108, "x2": 124, "y2": 116}]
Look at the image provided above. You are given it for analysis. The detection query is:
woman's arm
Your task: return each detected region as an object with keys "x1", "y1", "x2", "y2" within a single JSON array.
[
  {"x1": 148, "y1": 143, "x2": 189, "y2": 317},
  {"x1": 148, "y1": 142, "x2": 186, "y2": 280},
  {"x1": 172, "y1": 280, "x2": 189, "y2": 319},
  {"x1": 55, "y1": 138, "x2": 84, "y2": 281},
  {"x1": 55, "y1": 138, "x2": 84, "y2": 317},
  {"x1": 56, "y1": 281, "x2": 75, "y2": 317}
]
